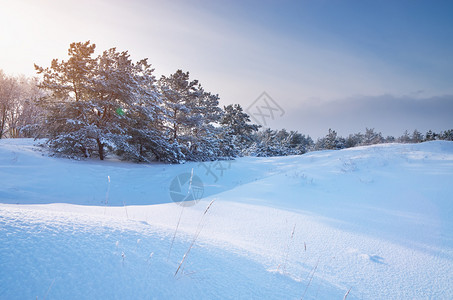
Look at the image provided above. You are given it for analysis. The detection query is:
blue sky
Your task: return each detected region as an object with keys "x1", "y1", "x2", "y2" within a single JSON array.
[{"x1": 1, "y1": 0, "x2": 452, "y2": 137}]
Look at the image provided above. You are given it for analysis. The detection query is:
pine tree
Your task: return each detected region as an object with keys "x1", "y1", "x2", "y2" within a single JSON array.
[
  {"x1": 35, "y1": 41, "x2": 98, "y2": 158},
  {"x1": 440, "y1": 129, "x2": 453, "y2": 141},
  {"x1": 345, "y1": 132, "x2": 364, "y2": 148},
  {"x1": 385, "y1": 136, "x2": 395, "y2": 143},
  {"x1": 250, "y1": 128, "x2": 282, "y2": 156},
  {"x1": 188, "y1": 89, "x2": 224, "y2": 160},
  {"x1": 362, "y1": 128, "x2": 383, "y2": 146},
  {"x1": 425, "y1": 130, "x2": 437, "y2": 141},
  {"x1": 411, "y1": 129, "x2": 424, "y2": 143},
  {"x1": 158, "y1": 70, "x2": 198, "y2": 160},
  {"x1": 317, "y1": 128, "x2": 345, "y2": 150},
  {"x1": 220, "y1": 104, "x2": 260, "y2": 156},
  {"x1": 245, "y1": 128, "x2": 312, "y2": 157},
  {"x1": 158, "y1": 70, "x2": 226, "y2": 161},
  {"x1": 398, "y1": 130, "x2": 411, "y2": 143},
  {"x1": 36, "y1": 41, "x2": 169, "y2": 161},
  {"x1": 96, "y1": 52, "x2": 170, "y2": 162},
  {"x1": 286, "y1": 131, "x2": 313, "y2": 154}
]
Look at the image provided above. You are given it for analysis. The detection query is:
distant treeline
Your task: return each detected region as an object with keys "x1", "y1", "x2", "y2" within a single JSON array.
[
  {"x1": 246, "y1": 128, "x2": 453, "y2": 157},
  {"x1": 1, "y1": 41, "x2": 451, "y2": 162}
]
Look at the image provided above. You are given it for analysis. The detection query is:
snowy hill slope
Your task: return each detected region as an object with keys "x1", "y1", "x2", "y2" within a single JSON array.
[{"x1": 1, "y1": 139, "x2": 453, "y2": 299}]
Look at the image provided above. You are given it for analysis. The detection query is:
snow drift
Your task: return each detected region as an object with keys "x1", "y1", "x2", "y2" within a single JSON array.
[{"x1": 1, "y1": 139, "x2": 452, "y2": 299}]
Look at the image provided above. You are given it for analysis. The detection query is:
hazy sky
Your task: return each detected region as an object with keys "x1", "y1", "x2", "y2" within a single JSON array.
[{"x1": 1, "y1": 0, "x2": 452, "y2": 138}]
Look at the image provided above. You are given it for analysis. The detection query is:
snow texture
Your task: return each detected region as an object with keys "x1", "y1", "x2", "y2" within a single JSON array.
[{"x1": 1, "y1": 138, "x2": 453, "y2": 299}]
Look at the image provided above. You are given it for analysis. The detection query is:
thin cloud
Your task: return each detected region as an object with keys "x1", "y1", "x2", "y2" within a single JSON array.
[{"x1": 278, "y1": 94, "x2": 453, "y2": 138}]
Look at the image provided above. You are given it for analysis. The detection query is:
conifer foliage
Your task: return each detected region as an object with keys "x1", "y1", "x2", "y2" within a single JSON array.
[
  {"x1": 157, "y1": 70, "x2": 225, "y2": 161},
  {"x1": 32, "y1": 41, "x2": 453, "y2": 162},
  {"x1": 35, "y1": 41, "x2": 163, "y2": 160},
  {"x1": 35, "y1": 41, "x2": 258, "y2": 162},
  {"x1": 220, "y1": 104, "x2": 260, "y2": 156}
]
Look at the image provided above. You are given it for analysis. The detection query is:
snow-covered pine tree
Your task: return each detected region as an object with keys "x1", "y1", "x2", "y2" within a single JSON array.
[
  {"x1": 316, "y1": 128, "x2": 345, "y2": 150},
  {"x1": 35, "y1": 41, "x2": 98, "y2": 158},
  {"x1": 397, "y1": 130, "x2": 412, "y2": 143},
  {"x1": 440, "y1": 129, "x2": 453, "y2": 141},
  {"x1": 158, "y1": 70, "x2": 227, "y2": 162},
  {"x1": 187, "y1": 88, "x2": 224, "y2": 161},
  {"x1": 345, "y1": 132, "x2": 364, "y2": 148},
  {"x1": 385, "y1": 135, "x2": 396, "y2": 143},
  {"x1": 361, "y1": 128, "x2": 384, "y2": 146},
  {"x1": 158, "y1": 70, "x2": 198, "y2": 161},
  {"x1": 94, "y1": 49, "x2": 173, "y2": 162},
  {"x1": 411, "y1": 129, "x2": 424, "y2": 143},
  {"x1": 286, "y1": 130, "x2": 314, "y2": 154},
  {"x1": 36, "y1": 41, "x2": 169, "y2": 161},
  {"x1": 247, "y1": 129, "x2": 288, "y2": 157},
  {"x1": 248, "y1": 128, "x2": 281, "y2": 157},
  {"x1": 425, "y1": 130, "x2": 437, "y2": 141},
  {"x1": 220, "y1": 104, "x2": 260, "y2": 156}
]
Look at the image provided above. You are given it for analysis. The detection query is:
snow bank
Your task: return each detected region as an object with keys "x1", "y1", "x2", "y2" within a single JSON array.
[{"x1": 1, "y1": 139, "x2": 453, "y2": 299}]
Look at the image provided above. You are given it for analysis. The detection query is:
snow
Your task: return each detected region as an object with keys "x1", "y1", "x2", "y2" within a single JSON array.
[{"x1": 1, "y1": 138, "x2": 453, "y2": 299}]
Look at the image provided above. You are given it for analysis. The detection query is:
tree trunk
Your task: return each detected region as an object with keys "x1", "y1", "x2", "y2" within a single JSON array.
[
  {"x1": 0, "y1": 105, "x2": 8, "y2": 139},
  {"x1": 173, "y1": 108, "x2": 178, "y2": 142},
  {"x1": 80, "y1": 146, "x2": 89, "y2": 158},
  {"x1": 139, "y1": 144, "x2": 144, "y2": 161},
  {"x1": 96, "y1": 138, "x2": 105, "y2": 160}
]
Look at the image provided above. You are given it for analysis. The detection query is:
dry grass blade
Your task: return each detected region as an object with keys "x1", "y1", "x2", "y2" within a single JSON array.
[
  {"x1": 343, "y1": 287, "x2": 352, "y2": 300},
  {"x1": 168, "y1": 205, "x2": 185, "y2": 259},
  {"x1": 203, "y1": 199, "x2": 215, "y2": 215},
  {"x1": 280, "y1": 223, "x2": 296, "y2": 273},
  {"x1": 301, "y1": 258, "x2": 319, "y2": 300},
  {"x1": 43, "y1": 278, "x2": 55, "y2": 300},
  {"x1": 169, "y1": 169, "x2": 196, "y2": 259},
  {"x1": 174, "y1": 199, "x2": 216, "y2": 277}
]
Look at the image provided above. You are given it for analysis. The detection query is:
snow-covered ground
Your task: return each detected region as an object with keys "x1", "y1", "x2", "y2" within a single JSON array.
[{"x1": 1, "y1": 139, "x2": 453, "y2": 299}]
